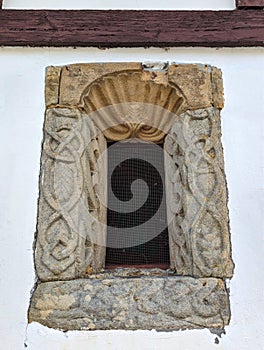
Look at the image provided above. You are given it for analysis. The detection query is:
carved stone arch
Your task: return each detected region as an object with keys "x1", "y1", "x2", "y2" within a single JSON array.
[{"x1": 79, "y1": 70, "x2": 186, "y2": 143}]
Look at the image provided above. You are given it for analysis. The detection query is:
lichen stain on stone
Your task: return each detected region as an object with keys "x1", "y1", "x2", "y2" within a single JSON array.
[
  {"x1": 35, "y1": 293, "x2": 76, "y2": 311},
  {"x1": 40, "y1": 310, "x2": 53, "y2": 319}
]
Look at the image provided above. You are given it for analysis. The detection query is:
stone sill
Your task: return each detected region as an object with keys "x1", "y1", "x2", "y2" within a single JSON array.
[{"x1": 29, "y1": 276, "x2": 230, "y2": 331}]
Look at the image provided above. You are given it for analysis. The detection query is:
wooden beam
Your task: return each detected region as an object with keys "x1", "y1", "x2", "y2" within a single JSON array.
[
  {"x1": 236, "y1": 0, "x2": 264, "y2": 8},
  {"x1": 0, "y1": 10, "x2": 263, "y2": 47},
  {"x1": 0, "y1": 0, "x2": 2, "y2": 10}
]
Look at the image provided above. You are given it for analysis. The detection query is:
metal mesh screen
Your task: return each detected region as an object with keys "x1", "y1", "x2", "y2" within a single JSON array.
[{"x1": 106, "y1": 142, "x2": 170, "y2": 269}]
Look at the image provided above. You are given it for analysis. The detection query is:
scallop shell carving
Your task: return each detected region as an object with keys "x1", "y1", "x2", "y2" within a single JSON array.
[{"x1": 80, "y1": 71, "x2": 185, "y2": 143}]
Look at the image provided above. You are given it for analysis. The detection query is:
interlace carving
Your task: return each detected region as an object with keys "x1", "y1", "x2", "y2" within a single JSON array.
[
  {"x1": 165, "y1": 107, "x2": 233, "y2": 277},
  {"x1": 36, "y1": 108, "x2": 107, "y2": 280}
]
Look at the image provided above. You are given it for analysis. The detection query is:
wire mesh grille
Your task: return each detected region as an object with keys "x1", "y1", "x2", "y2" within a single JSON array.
[{"x1": 106, "y1": 142, "x2": 170, "y2": 269}]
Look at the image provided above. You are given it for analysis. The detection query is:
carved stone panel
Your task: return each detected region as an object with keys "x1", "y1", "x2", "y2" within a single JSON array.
[
  {"x1": 35, "y1": 108, "x2": 107, "y2": 281},
  {"x1": 30, "y1": 62, "x2": 234, "y2": 332},
  {"x1": 165, "y1": 107, "x2": 234, "y2": 278}
]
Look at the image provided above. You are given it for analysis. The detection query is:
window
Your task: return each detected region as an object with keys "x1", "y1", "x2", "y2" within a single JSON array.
[
  {"x1": 29, "y1": 62, "x2": 234, "y2": 331},
  {"x1": 106, "y1": 142, "x2": 170, "y2": 269}
]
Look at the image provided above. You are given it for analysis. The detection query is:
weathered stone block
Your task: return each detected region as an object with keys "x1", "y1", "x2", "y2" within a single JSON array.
[
  {"x1": 29, "y1": 276, "x2": 230, "y2": 331},
  {"x1": 168, "y1": 64, "x2": 213, "y2": 110},
  {"x1": 54, "y1": 62, "x2": 224, "y2": 112}
]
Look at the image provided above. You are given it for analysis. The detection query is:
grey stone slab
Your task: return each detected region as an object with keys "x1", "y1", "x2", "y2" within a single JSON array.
[{"x1": 29, "y1": 276, "x2": 230, "y2": 331}]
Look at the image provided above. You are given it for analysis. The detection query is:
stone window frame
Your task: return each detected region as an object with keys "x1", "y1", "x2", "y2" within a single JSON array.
[{"x1": 29, "y1": 62, "x2": 234, "y2": 331}]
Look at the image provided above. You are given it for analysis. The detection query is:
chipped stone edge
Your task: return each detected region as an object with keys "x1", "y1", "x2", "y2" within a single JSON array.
[
  {"x1": 45, "y1": 66, "x2": 61, "y2": 107},
  {"x1": 211, "y1": 67, "x2": 225, "y2": 109}
]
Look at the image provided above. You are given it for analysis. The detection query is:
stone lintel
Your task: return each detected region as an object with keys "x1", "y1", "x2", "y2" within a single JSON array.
[
  {"x1": 29, "y1": 276, "x2": 230, "y2": 331},
  {"x1": 45, "y1": 63, "x2": 224, "y2": 111}
]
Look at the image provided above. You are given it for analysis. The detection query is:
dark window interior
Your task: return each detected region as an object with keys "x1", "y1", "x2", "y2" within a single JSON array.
[{"x1": 106, "y1": 142, "x2": 170, "y2": 269}]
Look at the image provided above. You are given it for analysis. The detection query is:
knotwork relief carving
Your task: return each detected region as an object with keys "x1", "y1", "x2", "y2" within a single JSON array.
[
  {"x1": 165, "y1": 107, "x2": 233, "y2": 278},
  {"x1": 36, "y1": 108, "x2": 107, "y2": 281}
]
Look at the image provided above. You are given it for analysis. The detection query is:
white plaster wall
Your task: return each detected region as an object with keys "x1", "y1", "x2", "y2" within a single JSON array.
[
  {"x1": 3, "y1": 0, "x2": 235, "y2": 10},
  {"x1": 0, "y1": 47, "x2": 263, "y2": 350}
]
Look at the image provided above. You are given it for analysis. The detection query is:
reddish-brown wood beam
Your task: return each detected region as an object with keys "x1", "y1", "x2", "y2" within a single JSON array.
[
  {"x1": 236, "y1": 0, "x2": 264, "y2": 7},
  {"x1": 0, "y1": 0, "x2": 3, "y2": 10},
  {"x1": 0, "y1": 10, "x2": 263, "y2": 47}
]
